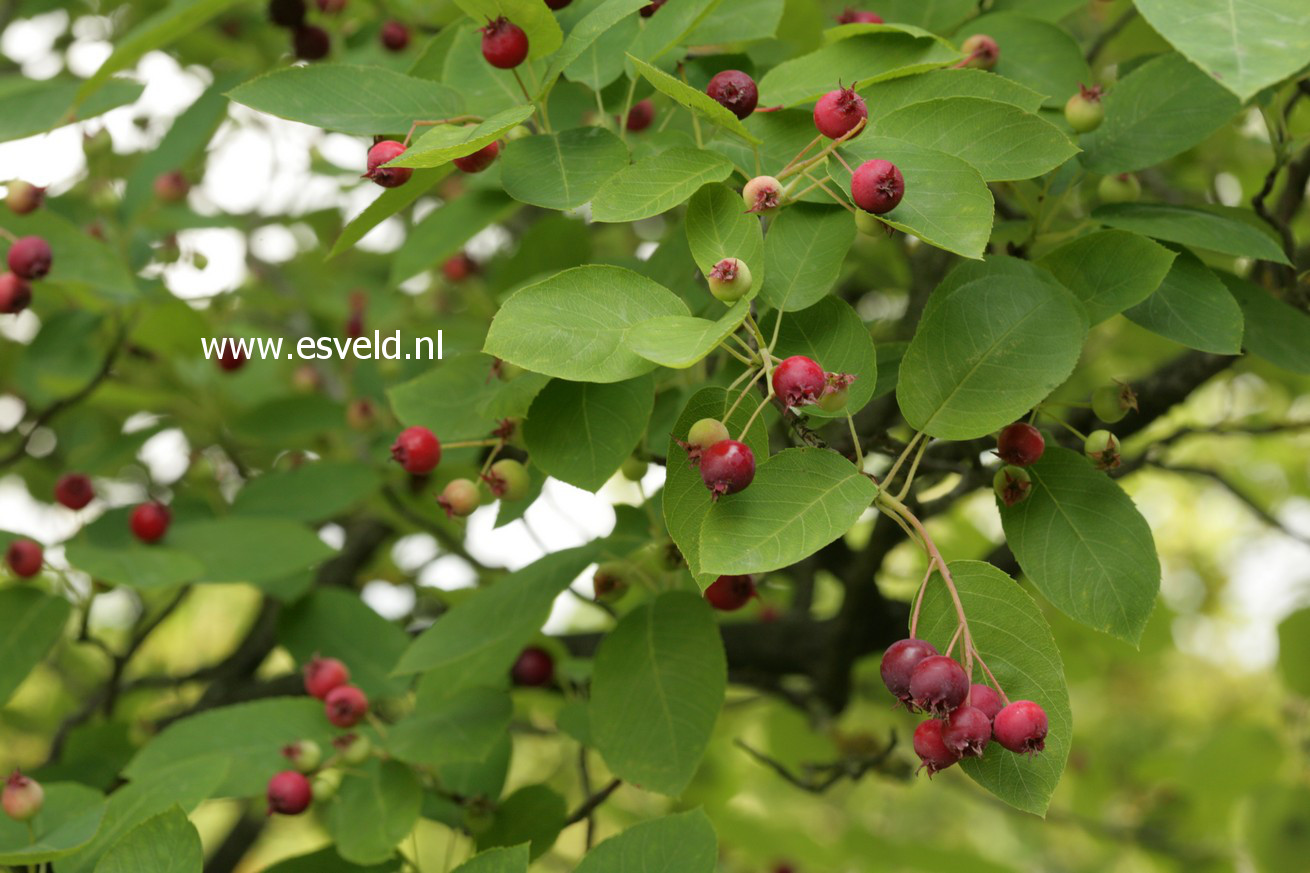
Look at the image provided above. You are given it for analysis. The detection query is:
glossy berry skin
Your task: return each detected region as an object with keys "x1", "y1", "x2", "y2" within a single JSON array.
[
  {"x1": 391, "y1": 426, "x2": 441, "y2": 474},
  {"x1": 879, "y1": 638, "x2": 939, "y2": 707},
  {"x1": 994, "y1": 465, "x2": 1032, "y2": 507},
  {"x1": 969, "y1": 684, "x2": 1003, "y2": 721},
  {"x1": 6, "y1": 181, "x2": 45, "y2": 215},
  {"x1": 707, "y1": 258, "x2": 752, "y2": 302},
  {"x1": 813, "y1": 86, "x2": 867, "y2": 139},
  {"x1": 324, "y1": 684, "x2": 369, "y2": 728},
  {"x1": 6, "y1": 538, "x2": 42, "y2": 578},
  {"x1": 942, "y1": 705, "x2": 992, "y2": 757},
  {"x1": 706, "y1": 70, "x2": 759, "y2": 120},
  {"x1": 1084, "y1": 429, "x2": 1121, "y2": 470},
  {"x1": 993, "y1": 700, "x2": 1048, "y2": 756},
  {"x1": 153, "y1": 170, "x2": 189, "y2": 203},
  {"x1": 850, "y1": 159, "x2": 904, "y2": 214},
  {"x1": 909, "y1": 655, "x2": 969, "y2": 717},
  {"x1": 836, "y1": 8, "x2": 883, "y2": 23},
  {"x1": 481, "y1": 17, "x2": 529, "y2": 69},
  {"x1": 292, "y1": 24, "x2": 330, "y2": 60},
  {"x1": 380, "y1": 20, "x2": 410, "y2": 51},
  {"x1": 511, "y1": 646, "x2": 554, "y2": 687},
  {"x1": 3, "y1": 771, "x2": 44, "y2": 821},
  {"x1": 997, "y1": 422, "x2": 1044, "y2": 467},
  {"x1": 130, "y1": 502, "x2": 171, "y2": 544},
  {"x1": 7, "y1": 236, "x2": 52, "y2": 280},
  {"x1": 366, "y1": 140, "x2": 412, "y2": 188},
  {"x1": 0, "y1": 272, "x2": 31, "y2": 314},
  {"x1": 483, "y1": 459, "x2": 529, "y2": 501},
  {"x1": 773, "y1": 356, "x2": 826, "y2": 408},
  {"x1": 268, "y1": 0, "x2": 306, "y2": 28},
  {"x1": 442, "y1": 252, "x2": 477, "y2": 281},
  {"x1": 438, "y1": 478, "x2": 482, "y2": 518},
  {"x1": 55, "y1": 473, "x2": 95, "y2": 510},
  {"x1": 452, "y1": 140, "x2": 500, "y2": 174},
  {"x1": 704, "y1": 574, "x2": 756, "y2": 611},
  {"x1": 699, "y1": 439, "x2": 755, "y2": 498},
  {"x1": 1099, "y1": 172, "x2": 1141, "y2": 204},
  {"x1": 267, "y1": 770, "x2": 312, "y2": 815},
  {"x1": 1064, "y1": 84, "x2": 1105, "y2": 134},
  {"x1": 742, "y1": 175, "x2": 782, "y2": 214},
  {"x1": 912, "y1": 719, "x2": 960, "y2": 776},
  {"x1": 625, "y1": 99, "x2": 654, "y2": 132},
  {"x1": 960, "y1": 33, "x2": 999, "y2": 70},
  {"x1": 303, "y1": 655, "x2": 350, "y2": 700}
]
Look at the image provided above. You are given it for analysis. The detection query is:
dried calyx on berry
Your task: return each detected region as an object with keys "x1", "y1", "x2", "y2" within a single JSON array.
[
  {"x1": 1092, "y1": 380, "x2": 1138, "y2": 423},
  {"x1": 592, "y1": 561, "x2": 631, "y2": 602},
  {"x1": 912, "y1": 719, "x2": 960, "y2": 776},
  {"x1": 850, "y1": 159, "x2": 904, "y2": 214},
  {"x1": 706, "y1": 257, "x2": 753, "y2": 302},
  {"x1": 959, "y1": 33, "x2": 999, "y2": 70},
  {"x1": 1084, "y1": 429, "x2": 1121, "y2": 470},
  {"x1": 365, "y1": 140, "x2": 412, "y2": 188},
  {"x1": 879, "y1": 638, "x2": 940, "y2": 709},
  {"x1": 3, "y1": 770, "x2": 44, "y2": 821},
  {"x1": 480, "y1": 17, "x2": 529, "y2": 69},
  {"x1": 742, "y1": 175, "x2": 782, "y2": 214},
  {"x1": 993, "y1": 700, "x2": 1048, "y2": 757},
  {"x1": 996, "y1": 422, "x2": 1044, "y2": 467},
  {"x1": 267, "y1": 770, "x2": 312, "y2": 815},
  {"x1": 438, "y1": 478, "x2": 482, "y2": 518},
  {"x1": 391, "y1": 426, "x2": 442, "y2": 475},
  {"x1": 813, "y1": 83, "x2": 867, "y2": 140},
  {"x1": 483, "y1": 459, "x2": 530, "y2": 501},
  {"x1": 909, "y1": 654, "x2": 970, "y2": 717},
  {"x1": 705, "y1": 70, "x2": 759, "y2": 120},
  {"x1": 1064, "y1": 83, "x2": 1105, "y2": 134},
  {"x1": 993, "y1": 464, "x2": 1032, "y2": 507},
  {"x1": 511, "y1": 646, "x2": 554, "y2": 686}
]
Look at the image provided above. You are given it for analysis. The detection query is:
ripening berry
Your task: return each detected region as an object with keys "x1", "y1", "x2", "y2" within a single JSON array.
[
  {"x1": 772, "y1": 355, "x2": 827, "y2": 408},
  {"x1": 687, "y1": 419, "x2": 730, "y2": 453},
  {"x1": 3, "y1": 771, "x2": 44, "y2": 821},
  {"x1": 366, "y1": 140, "x2": 412, "y2": 189},
  {"x1": 993, "y1": 700, "x2": 1048, "y2": 756},
  {"x1": 268, "y1": 0, "x2": 306, "y2": 27},
  {"x1": 1064, "y1": 84, "x2": 1105, "y2": 134},
  {"x1": 267, "y1": 770, "x2": 312, "y2": 815},
  {"x1": 511, "y1": 646, "x2": 554, "y2": 687},
  {"x1": 452, "y1": 140, "x2": 501, "y2": 174},
  {"x1": 292, "y1": 24, "x2": 330, "y2": 60},
  {"x1": 55, "y1": 473, "x2": 95, "y2": 510},
  {"x1": 742, "y1": 175, "x2": 782, "y2": 214},
  {"x1": 706, "y1": 70, "x2": 759, "y2": 120},
  {"x1": 6, "y1": 538, "x2": 42, "y2": 578},
  {"x1": 699, "y1": 439, "x2": 755, "y2": 498},
  {"x1": 438, "y1": 478, "x2": 482, "y2": 518},
  {"x1": 324, "y1": 684, "x2": 369, "y2": 728},
  {"x1": 909, "y1": 655, "x2": 969, "y2": 717},
  {"x1": 304, "y1": 655, "x2": 350, "y2": 700},
  {"x1": 282, "y1": 740, "x2": 322, "y2": 773},
  {"x1": 442, "y1": 252, "x2": 477, "y2": 281},
  {"x1": 7, "y1": 235, "x2": 52, "y2": 280},
  {"x1": 0, "y1": 272, "x2": 31, "y2": 314},
  {"x1": 704, "y1": 574, "x2": 755, "y2": 611},
  {"x1": 912, "y1": 719, "x2": 960, "y2": 776},
  {"x1": 391, "y1": 426, "x2": 442, "y2": 474},
  {"x1": 960, "y1": 34, "x2": 999, "y2": 70},
  {"x1": 850, "y1": 159, "x2": 904, "y2": 214},
  {"x1": 153, "y1": 170, "x2": 190, "y2": 203},
  {"x1": 706, "y1": 257, "x2": 753, "y2": 302},
  {"x1": 1098, "y1": 172, "x2": 1141, "y2": 204},
  {"x1": 481, "y1": 17, "x2": 529, "y2": 69},
  {"x1": 996, "y1": 422, "x2": 1044, "y2": 466},
  {"x1": 130, "y1": 502, "x2": 171, "y2": 544},
  {"x1": 545, "y1": 0, "x2": 573, "y2": 8},
  {"x1": 941, "y1": 705, "x2": 992, "y2": 757},
  {"x1": 993, "y1": 465, "x2": 1032, "y2": 507},
  {"x1": 380, "y1": 20, "x2": 410, "y2": 52},
  {"x1": 6, "y1": 181, "x2": 45, "y2": 215},
  {"x1": 1084, "y1": 429, "x2": 1121, "y2": 470},
  {"x1": 483, "y1": 459, "x2": 530, "y2": 501},
  {"x1": 969, "y1": 684, "x2": 1003, "y2": 721},
  {"x1": 879, "y1": 638, "x2": 939, "y2": 707},
  {"x1": 626, "y1": 99, "x2": 654, "y2": 132},
  {"x1": 813, "y1": 85, "x2": 867, "y2": 140},
  {"x1": 836, "y1": 8, "x2": 883, "y2": 23}
]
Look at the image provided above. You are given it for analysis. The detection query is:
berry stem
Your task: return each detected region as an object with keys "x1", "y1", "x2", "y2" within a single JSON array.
[
  {"x1": 806, "y1": 172, "x2": 858, "y2": 215},
  {"x1": 894, "y1": 435, "x2": 930, "y2": 500},
  {"x1": 0, "y1": 227, "x2": 16, "y2": 244},
  {"x1": 479, "y1": 443, "x2": 503, "y2": 477},
  {"x1": 737, "y1": 393, "x2": 771, "y2": 441},
  {"x1": 442, "y1": 438, "x2": 501, "y2": 449},
  {"x1": 618, "y1": 76, "x2": 638, "y2": 145},
  {"x1": 907, "y1": 561, "x2": 934, "y2": 637},
  {"x1": 1038, "y1": 409, "x2": 1089, "y2": 441},
  {"x1": 511, "y1": 69, "x2": 549, "y2": 133},
  {"x1": 727, "y1": 331, "x2": 758, "y2": 361},
  {"x1": 403, "y1": 116, "x2": 484, "y2": 147},
  {"x1": 775, "y1": 117, "x2": 866, "y2": 182},
  {"x1": 720, "y1": 342, "x2": 754, "y2": 367},
  {"x1": 832, "y1": 150, "x2": 854, "y2": 175},
  {"x1": 883, "y1": 431, "x2": 923, "y2": 490},
  {"x1": 845, "y1": 411, "x2": 865, "y2": 469},
  {"x1": 971, "y1": 649, "x2": 1011, "y2": 706},
  {"x1": 944, "y1": 621, "x2": 965, "y2": 658},
  {"x1": 724, "y1": 363, "x2": 760, "y2": 397},
  {"x1": 723, "y1": 366, "x2": 766, "y2": 422},
  {"x1": 777, "y1": 134, "x2": 822, "y2": 177}
]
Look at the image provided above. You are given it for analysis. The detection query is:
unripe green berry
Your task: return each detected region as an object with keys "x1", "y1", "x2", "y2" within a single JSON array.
[
  {"x1": 993, "y1": 465, "x2": 1032, "y2": 507},
  {"x1": 283, "y1": 739, "x2": 322, "y2": 773},
  {"x1": 854, "y1": 209, "x2": 885, "y2": 236},
  {"x1": 1064, "y1": 84, "x2": 1105, "y2": 134},
  {"x1": 1084, "y1": 429, "x2": 1122, "y2": 470},
  {"x1": 592, "y1": 561, "x2": 631, "y2": 602},
  {"x1": 621, "y1": 456, "x2": 647, "y2": 481},
  {"x1": 706, "y1": 258, "x2": 753, "y2": 303},
  {"x1": 687, "y1": 418, "x2": 729, "y2": 450},
  {"x1": 438, "y1": 478, "x2": 482, "y2": 518},
  {"x1": 817, "y1": 385, "x2": 849, "y2": 412},
  {"x1": 1091, "y1": 382, "x2": 1137, "y2": 423},
  {"x1": 335, "y1": 733, "x2": 372, "y2": 766},
  {"x1": 1098, "y1": 173, "x2": 1140, "y2": 204},
  {"x1": 485, "y1": 459, "x2": 530, "y2": 501},
  {"x1": 311, "y1": 770, "x2": 341, "y2": 803}
]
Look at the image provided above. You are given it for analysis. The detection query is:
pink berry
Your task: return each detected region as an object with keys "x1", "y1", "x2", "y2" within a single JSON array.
[
  {"x1": 969, "y1": 683, "x2": 1004, "y2": 721},
  {"x1": 268, "y1": 0, "x2": 306, "y2": 28},
  {"x1": 997, "y1": 422, "x2": 1044, "y2": 466},
  {"x1": 6, "y1": 181, "x2": 45, "y2": 215},
  {"x1": 153, "y1": 170, "x2": 189, "y2": 203},
  {"x1": 267, "y1": 770, "x2": 312, "y2": 815},
  {"x1": 742, "y1": 175, "x2": 782, "y2": 214},
  {"x1": 909, "y1": 655, "x2": 969, "y2": 717},
  {"x1": 836, "y1": 8, "x2": 883, "y2": 24},
  {"x1": 941, "y1": 705, "x2": 992, "y2": 757},
  {"x1": 391, "y1": 426, "x2": 442, "y2": 474},
  {"x1": 626, "y1": 99, "x2": 655, "y2": 132},
  {"x1": 365, "y1": 140, "x2": 412, "y2": 189},
  {"x1": 6, "y1": 538, "x2": 42, "y2": 578},
  {"x1": 960, "y1": 34, "x2": 999, "y2": 70},
  {"x1": 324, "y1": 684, "x2": 369, "y2": 727},
  {"x1": 704, "y1": 574, "x2": 755, "y2": 611},
  {"x1": 7, "y1": 236, "x2": 51, "y2": 280},
  {"x1": 993, "y1": 700, "x2": 1048, "y2": 756},
  {"x1": 380, "y1": 20, "x2": 410, "y2": 52},
  {"x1": 437, "y1": 478, "x2": 482, "y2": 518},
  {"x1": 850, "y1": 159, "x2": 904, "y2": 214},
  {"x1": 303, "y1": 655, "x2": 350, "y2": 700},
  {"x1": 772, "y1": 355, "x2": 827, "y2": 408},
  {"x1": 0, "y1": 272, "x2": 31, "y2": 314},
  {"x1": 55, "y1": 473, "x2": 95, "y2": 510},
  {"x1": 481, "y1": 17, "x2": 529, "y2": 69},
  {"x1": 3, "y1": 770, "x2": 44, "y2": 821},
  {"x1": 292, "y1": 24, "x2": 330, "y2": 60},
  {"x1": 699, "y1": 439, "x2": 755, "y2": 499},
  {"x1": 511, "y1": 646, "x2": 554, "y2": 687},
  {"x1": 130, "y1": 502, "x2": 171, "y2": 544},
  {"x1": 879, "y1": 638, "x2": 940, "y2": 708},
  {"x1": 912, "y1": 719, "x2": 960, "y2": 776},
  {"x1": 452, "y1": 140, "x2": 501, "y2": 174},
  {"x1": 813, "y1": 85, "x2": 867, "y2": 140},
  {"x1": 706, "y1": 70, "x2": 759, "y2": 120},
  {"x1": 442, "y1": 252, "x2": 477, "y2": 281}
]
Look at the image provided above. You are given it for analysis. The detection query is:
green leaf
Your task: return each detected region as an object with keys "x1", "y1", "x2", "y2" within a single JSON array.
[
  {"x1": 687, "y1": 0, "x2": 783, "y2": 42},
  {"x1": 169, "y1": 518, "x2": 333, "y2": 586},
  {"x1": 859, "y1": 68, "x2": 1046, "y2": 115},
  {"x1": 564, "y1": 14, "x2": 640, "y2": 92},
  {"x1": 327, "y1": 760, "x2": 422, "y2": 866},
  {"x1": 0, "y1": 784, "x2": 105, "y2": 866},
  {"x1": 452, "y1": 845, "x2": 530, "y2": 873},
  {"x1": 917, "y1": 562, "x2": 1071, "y2": 817},
  {"x1": 0, "y1": 78, "x2": 142, "y2": 144},
  {"x1": 627, "y1": 55, "x2": 761, "y2": 144},
  {"x1": 1249, "y1": 785, "x2": 1310, "y2": 872},
  {"x1": 627, "y1": 300, "x2": 752, "y2": 370},
  {"x1": 1037, "y1": 230, "x2": 1176, "y2": 324},
  {"x1": 229, "y1": 65, "x2": 462, "y2": 135},
  {"x1": 1123, "y1": 249, "x2": 1244, "y2": 354},
  {"x1": 0, "y1": 209, "x2": 138, "y2": 301},
  {"x1": 575, "y1": 808, "x2": 717, "y2": 873},
  {"x1": 390, "y1": 191, "x2": 519, "y2": 286},
  {"x1": 388, "y1": 354, "x2": 505, "y2": 441},
  {"x1": 956, "y1": 13, "x2": 1091, "y2": 107},
  {"x1": 684, "y1": 183, "x2": 765, "y2": 280},
  {"x1": 484, "y1": 265, "x2": 689, "y2": 382},
  {"x1": 625, "y1": 0, "x2": 722, "y2": 63},
  {"x1": 764, "y1": 296, "x2": 877, "y2": 419},
  {"x1": 0, "y1": 588, "x2": 70, "y2": 705},
  {"x1": 500, "y1": 127, "x2": 629, "y2": 209},
  {"x1": 525, "y1": 375, "x2": 654, "y2": 491},
  {"x1": 234, "y1": 462, "x2": 380, "y2": 522},
  {"x1": 591, "y1": 148, "x2": 735, "y2": 222},
  {"x1": 896, "y1": 273, "x2": 1087, "y2": 439},
  {"x1": 442, "y1": 25, "x2": 545, "y2": 117},
  {"x1": 1277, "y1": 608, "x2": 1310, "y2": 696},
  {"x1": 121, "y1": 79, "x2": 233, "y2": 220},
  {"x1": 329, "y1": 167, "x2": 451, "y2": 259},
  {"x1": 391, "y1": 106, "x2": 535, "y2": 168},
  {"x1": 1093, "y1": 203, "x2": 1291, "y2": 265},
  {"x1": 388, "y1": 688, "x2": 512, "y2": 767},
  {"x1": 759, "y1": 32, "x2": 959, "y2": 106},
  {"x1": 542, "y1": 0, "x2": 649, "y2": 94},
  {"x1": 1220, "y1": 272, "x2": 1310, "y2": 373},
  {"x1": 1133, "y1": 0, "x2": 1310, "y2": 101},
  {"x1": 451, "y1": 0, "x2": 564, "y2": 61},
  {"x1": 761, "y1": 204, "x2": 856, "y2": 312},
  {"x1": 265, "y1": 850, "x2": 400, "y2": 873},
  {"x1": 476, "y1": 786, "x2": 566, "y2": 859},
  {"x1": 278, "y1": 588, "x2": 410, "y2": 697},
  {"x1": 698, "y1": 448, "x2": 876, "y2": 574},
  {"x1": 1079, "y1": 53, "x2": 1241, "y2": 175},
  {"x1": 93, "y1": 806, "x2": 201, "y2": 873},
  {"x1": 860, "y1": 0, "x2": 976, "y2": 31},
  {"x1": 999, "y1": 447, "x2": 1160, "y2": 643},
  {"x1": 591, "y1": 592, "x2": 726, "y2": 796},
  {"x1": 64, "y1": 540, "x2": 204, "y2": 590}
]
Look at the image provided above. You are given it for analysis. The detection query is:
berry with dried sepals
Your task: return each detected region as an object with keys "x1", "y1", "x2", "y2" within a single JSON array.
[
  {"x1": 438, "y1": 478, "x2": 482, "y2": 518},
  {"x1": 679, "y1": 418, "x2": 730, "y2": 465},
  {"x1": 6, "y1": 181, "x2": 45, "y2": 215},
  {"x1": 130, "y1": 502, "x2": 171, "y2": 544},
  {"x1": 993, "y1": 465, "x2": 1032, "y2": 507},
  {"x1": 267, "y1": 770, "x2": 312, "y2": 815},
  {"x1": 1092, "y1": 382, "x2": 1137, "y2": 424},
  {"x1": 941, "y1": 705, "x2": 992, "y2": 757},
  {"x1": 282, "y1": 740, "x2": 322, "y2": 773},
  {"x1": 292, "y1": 24, "x2": 330, "y2": 60},
  {"x1": 621, "y1": 456, "x2": 647, "y2": 481},
  {"x1": 996, "y1": 422, "x2": 1044, "y2": 466},
  {"x1": 909, "y1": 655, "x2": 969, "y2": 717},
  {"x1": 879, "y1": 638, "x2": 940, "y2": 708},
  {"x1": 704, "y1": 574, "x2": 756, "y2": 611},
  {"x1": 3, "y1": 771, "x2": 44, "y2": 821},
  {"x1": 706, "y1": 257, "x2": 753, "y2": 302},
  {"x1": 483, "y1": 459, "x2": 529, "y2": 501},
  {"x1": 626, "y1": 99, "x2": 654, "y2": 132},
  {"x1": 850, "y1": 159, "x2": 904, "y2": 214},
  {"x1": 7, "y1": 236, "x2": 52, "y2": 279},
  {"x1": 442, "y1": 252, "x2": 477, "y2": 281},
  {"x1": 304, "y1": 656, "x2": 350, "y2": 700},
  {"x1": 481, "y1": 17, "x2": 529, "y2": 69},
  {"x1": 1084, "y1": 429, "x2": 1121, "y2": 470},
  {"x1": 334, "y1": 733, "x2": 372, "y2": 765},
  {"x1": 365, "y1": 140, "x2": 412, "y2": 189},
  {"x1": 324, "y1": 684, "x2": 369, "y2": 728},
  {"x1": 153, "y1": 170, "x2": 190, "y2": 203},
  {"x1": 391, "y1": 426, "x2": 442, "y2": 474},
  {"x1": 592, "y1": 561, "x2": 630, "y2": 602},
  {"x1": 1098, "y1": 172, "x2": 1140, "y2": 204},
  {"x1": 706, "y1": 70, "x2": 759, "y2": 120},
  {"x1": 742, "y1": 175, "x2": 782, "y2": 214},
  {"x1": 913, "y1": 719, "x2": 960, "y2": 776},
  {"x1": 969, "y1": 683, "x2": 1003, "y2": 721},
  {"x1": 699, "y1": 439, "x2": 755, "y2": 498},
  {"x1": 813, "y1": 84, "x2": 867, "y2": 140},
  {"x1": 1064, "y1": 83, "x2": 1105, "y2": 133},
  {"x1": 380, "y1": 20, "x2": 410, "y2": 52},
  {"x1": 772, "y1": 355, "x2": 826, "y2": 408},
  {"x1": 817, "y1": 371, "x2": 857, "y2": 413},
  {"x1": 993, "y1": 700, "x2": 1048, "y2": 756}
]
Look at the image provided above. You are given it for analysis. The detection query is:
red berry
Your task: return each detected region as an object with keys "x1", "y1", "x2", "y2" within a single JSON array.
[
  {"x1": 626, "y1": 99, "x2": 655, "y2": 132},
  {"x1": 909, "y1": 655, "x2": 969, "y2": 717},
  {"x1": 996, "y1": 422, "x2": 1044, "y2": 466},
  {"x1": 511, "y1": 646, "x2": 554, "y2": 687},
  {"x1": 813, "y1": 85, "x2": 867, "y2": 140},
  {"x1": 0, "y1": 272, "x2": 31, "y2": 314},
  {"x1": 850, "y1": 159, "x2": 904, "y2": 214},
  {"x1": 55, "y1": 473, "x2": 95, "y2": 510},
  {"x1": 217, "y1": 342, "x2": 246, "y2": 372},
  {"x1": 303, "y1": 655, "x2": 350, "y2": 699},
  {"x1": 772, "y1": 355, "x2": 826, "y2": 408},
  {"x1": 292, "y1": 24, "x2": 330, "y2": 60},
  {"x1": 452, "y1": 140, "x2": 501, "y2": 174},
  {"x1": 391, "y1": 426, "x2": 442, "y2": 474},
  {"x1": 879, "y1": 638, "x2": 940, "y2": 708},
  {"x1": 365, "y1": 140, "x2": 412, "y2": 189},
  {"x1": 481, "y1": 17, "x2": 529, "y2": 69},
  {"x1": 912, "y1": 719, "x2": 960, "y2": 776},
  {"x1": 442, "y1": 252, "x2": 477, "y2": 281},
  {"x1": 324, "y1": 684, "x2": 369, "y2": 727},
  {"x1": 699, "y1": 439, "x2": 755, "y2": 498},
  {"x1": 153, "y1": 170, "x2": 190, "y2": 203},
  {"x1": 968, "y1": 683, "x2": 1003, "y2": 721},
  {"x1": 130, "y1": 502, "x2": 171, "y2": 544},
  {"x1": 268, "y1": 0, "x2": 306, "y2": 28},
  {"x1": 704, "y1": 574, "x2": 756, "y2": 611},
  {"x1": 639, "y1": 0, "x2": 666, "y2": 17},
  {"x1": 6, "y1": 181, "x2": 45, "y2": 215},
  {"x1": 7, "y1": 236, "x2": 51, "y2": 280},
  {"x1": 941, "y1": 705, "x2": 992, "y2": 757},
  {"x1": 993, "y1": 700, "x2": 1048, "y2": 756},
  {"x1": 267, "y1": 770, "x2": 312, "y2": 815},
  {"x1": 706, "y1": 70, "x2": 759, "y2": 120},
  {"x1": 6, "y1": 538, "x2": 42, "y2": 578},
  {"x1": 380, "y1": 20, "x2": 410, "y2": 51},
  {"x1": 3, "y1": 771, "x2": 44, "y2": 821},
  {"x1": 836, "y1": 8, "x2": 883, "y2": 24}
]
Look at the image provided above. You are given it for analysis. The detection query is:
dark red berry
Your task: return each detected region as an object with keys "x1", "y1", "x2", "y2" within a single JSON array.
[
  {"x1": 365, "y1": 140, "x2": 412, "y2": 188},
  {"x1": 324, "y1": 684, "x2": 369, "y2": 727},
  {"x1": 545, "y1": 0, "x2": 572, "y2": 8},
  {"x1": 909, "y1": 655, "x2": 969, "y2": 717},
  {"x1": 6, "y1": 539, "x2": 42, "y2": 578},
  {"x1": 7, "y1": 236, "x2": 51, "y2": 280},
  {"x1": 0, "y1": 273, "x2": 31, "y2": 314},
  {"x1": 968, "y1": 683, "x2": 1003, "y2": 721},
  {"x1": 993, "y1": 700, "x2": 1048, "y2": 756},
  {"x1": 913, "y1": 719, "x2": 960, "y2": 776},
  {"x1": 304, "y1": 656, "x2": 350, "y2": 699},
  {"x1": 55, "y1": 473, "x2": 94, "y2": 510},
  {"x1": 292, "y1": 24, "x2": 330, "y2": 60},
  {"x1": 706, "y1": 70, "x2": 759, "y2": 120},
  {"x1": 380, "y1": 20, "x2": 410, "y2": 51},
  {"x1": 267, "y1": 770, "x2": 312, "y2": 815},
  {"x1": 699, "y1": 439, "x2": 755, "y2": 499},
  {"x1": 391, "y1": 426, "x2": 442, "y2": 474},
  {"x1": 442, "y1": 252, "x2": 477, "y2": 281},
  {"x1": 813, "y1": 85, "x2": 867, "y2": 139},
  {"x1": 836, "y1": 8, "x2": 883, "y2": 23},
  {"x1": 941, "y1": 705, "x2": 992, "y2": 757},
  {"x1": 626, "y1": 99, "x2": 655, "y2": 132},
  {"x1": 704, "y1": 574, "x2": 756, "y2": 611},
  {"x1": 481, "y1": 17, "x2": 529, "y2": 69},
  {"x1": 217, "y1": 342, "x2": 246, "y2": 372},
  {"x1": 452, "y1": 140, "x2": 501, "y2": 174},
  {"x1": 997, "y1": 422, "x2": 1044, "y2": 466},
  {"x1": 639, "y1": 0, "x2": 666, "y2": 17},
  {"x1": 268, "y1": 0, "x2": 306, "y2": 28},
  {"x1": 772, "y1": 355, "x2": 826, "y2": 408},
  {"x1": 879, "y1": 638, "x2": 940, "y2": 708},
  {"x1": 511, "y1": 646, "x2": 554, "y2": 687},
  {"x1": 850, "y1": 159, "x2": 904, "y2": 214},
  {"x1": 130, "y1": 502, "x2": 171, "y2": 544},
  {"x1": 153, "y1": 170, "x2": 189, "y2": 203}
]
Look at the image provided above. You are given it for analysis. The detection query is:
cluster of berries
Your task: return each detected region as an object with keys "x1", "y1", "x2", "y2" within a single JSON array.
[
  {"x1": 267, "y1": 0, "x2": 406, "y2": 59},
  {"x1": 1, "y1": 234, "x2": 52, "y2": 316},
  {"x1": 390, "y1": 424, "x2": 529, "y2": 518}
]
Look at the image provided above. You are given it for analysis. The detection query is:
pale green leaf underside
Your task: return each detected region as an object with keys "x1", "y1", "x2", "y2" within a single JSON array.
[
  {"x1": 591, "y1": 148, "x2": 734, "y2": 222},
  {"x1": 392, "y1": 105, "x2": 535, "y2": 168}
]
